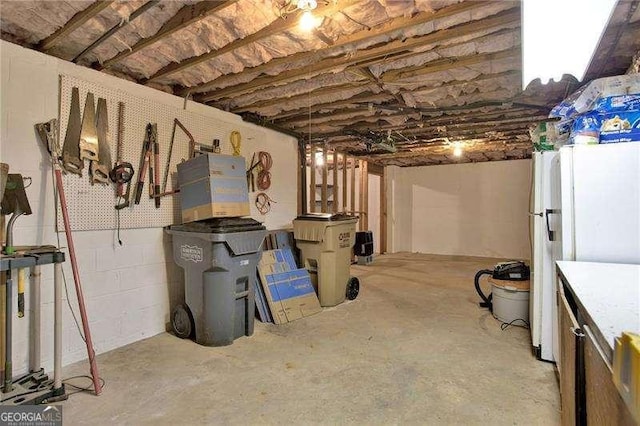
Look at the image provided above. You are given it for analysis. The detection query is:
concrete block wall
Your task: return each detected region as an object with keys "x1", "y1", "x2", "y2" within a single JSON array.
[
  {"x1": 386, "y1": 160, "x2": 532, "y2": 259},
  {"x1": 0, "y1": 40, "x2": 298, "y2": 375}
]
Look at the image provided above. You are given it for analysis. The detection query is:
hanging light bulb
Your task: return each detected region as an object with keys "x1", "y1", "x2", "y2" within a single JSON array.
[
  {"x1": 452, "y1": 142, "x2": 463, "y2": 157},
  {"x1": 299, "y1": 9, "x2": 320, "y2": 31}
]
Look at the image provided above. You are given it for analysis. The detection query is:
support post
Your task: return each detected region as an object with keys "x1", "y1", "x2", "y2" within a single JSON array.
[
  {"x1": 321, "y1": 146, "x2": 328, "y2": 213},
  {"x1": 29, "y1": 266, "x2": 41, "y2": 372},
  {"x1": 342, "y1": 153, "x2": 347, "y2": 213},
  {"x1": 332, "y1": 150, "x2": 338, "y2": 213},
  {"x1": 350, "y1": 156, "x2": 356, "y2": 216},
  {"x1": 309, "y1": 147, "x2": 316, "y2": 213}
]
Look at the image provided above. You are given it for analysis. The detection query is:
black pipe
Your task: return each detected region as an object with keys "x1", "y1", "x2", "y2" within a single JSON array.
[{"x1": 474, "y1": 269, "x2": 494, "y2": 310}]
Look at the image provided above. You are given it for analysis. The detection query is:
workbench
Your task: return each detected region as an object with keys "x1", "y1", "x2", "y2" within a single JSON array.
[
  {"x1": 556, "y1": 261, "x2": 639, "y2": 425},
  {"x1": 0, "y1": 247, "x2": 66, "y2": 405}
]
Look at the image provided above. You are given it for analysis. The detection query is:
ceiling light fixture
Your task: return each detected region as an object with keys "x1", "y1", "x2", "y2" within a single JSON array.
[
  {"x1": 297, "y1": 0, "x2": 320, "y2": 31},
  {"x1": 452, "y1": 141, "x2": 464, "y2": 157}
]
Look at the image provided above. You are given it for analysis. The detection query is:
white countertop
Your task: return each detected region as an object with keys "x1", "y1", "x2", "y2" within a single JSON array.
[{"x1": 556, "y1": 261, "x2": 640, "y2": 360}]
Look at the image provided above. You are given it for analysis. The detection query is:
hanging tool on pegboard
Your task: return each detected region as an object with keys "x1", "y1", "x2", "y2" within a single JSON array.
[
  {"x1": 110, "y1": 102, "x2": 134, "y2": 210},
  {"x1": 256, "y1": 151, "x2": 272, "y2": 191},
  {"x1": 230, "y1": 130, "x2": 241, "y2": 156},
  {"x1": 133, "y1": 123, "x2": 156, "y2": 206},
  {"x1": 255, "y1": 192, "x2": 276, "y2": 215},
  {"x1": 35, "y1": 118, "x2": 102, "y2": 395},
  {"x1": 90, "y1": 97, "x2": 113, "y2": 185},
  {"x1": 61, "y1": 87, "x2": 83, "y2": 176},
  {"x1": 79, "y1": 92, "x2": 99, "y2": 163}
]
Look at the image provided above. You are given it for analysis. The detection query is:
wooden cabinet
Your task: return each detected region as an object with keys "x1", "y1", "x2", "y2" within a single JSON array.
[
  {"x1": 558, "y1": 284, "x2": 583, "y2": 426},
  {"x1": 584, "y1": 326, "x2": 636, "y2": 426},
  {"x1": 556, "y1": 262, "x2": 638, "y2": 426}
]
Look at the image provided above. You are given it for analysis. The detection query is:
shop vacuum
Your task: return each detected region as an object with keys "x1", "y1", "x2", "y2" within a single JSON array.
[{"x1": 474, "y1": 261, "x2": 530, "y2": 318}]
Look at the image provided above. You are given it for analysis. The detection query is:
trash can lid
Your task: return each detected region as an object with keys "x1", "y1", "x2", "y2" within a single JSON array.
[
  {"x1": 295, "y1": 213, "x2": 357, "y2": 222},
  {"x1": 169, "y1": 217, "x2": 266, "y2": 233}
]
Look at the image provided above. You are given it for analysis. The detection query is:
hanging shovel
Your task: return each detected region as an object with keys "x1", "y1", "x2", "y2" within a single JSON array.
[
  {"x1": 61, "y1": 87, "x2": 83, "y2": 176},
  {"x1": 90, "y1": 97, "x2": 112, "y2": 185}
]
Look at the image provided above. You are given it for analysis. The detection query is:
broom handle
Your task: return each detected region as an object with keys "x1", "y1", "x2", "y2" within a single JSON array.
[{"x1": 54, "y1": 165, "x2": 102, "y2": 395}]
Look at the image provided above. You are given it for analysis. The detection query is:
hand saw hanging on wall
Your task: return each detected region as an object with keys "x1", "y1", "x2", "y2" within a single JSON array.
[
  {"x1": 90, "y1": 97, "x2": 112, "y2": 185},
  {"x1": 79, "y1": 92, "x2": 99, "y2": 163},
  {"x1": 61, "y1": 87, "x2": 84, "y2": 175}
]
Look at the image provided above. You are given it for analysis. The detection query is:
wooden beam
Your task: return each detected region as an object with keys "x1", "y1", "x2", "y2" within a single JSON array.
[
  {"x1": 359, "y1": 160, "x2": 368, "y2": 231},
  {"x1": 73, "y1": 0, "x2": 160, "y2": 63},
  {"x1": 309, "y1": 147, "x2": 316, "y2": 213},
  {"x1": 270, "y1": 93, "x2": 391, "y2": 121},
  {"x1": 147, "y1": 0, "x2": 360, "y2": 83},
  {"x1": 350, "y1": 156, "x2": 356, "y2": 215},
  {"x1": 197, "y1": 7, "x2": 520, "y2": 102},
  {"x1": 38, "y1": 1, "x2": 114, "y2": 52},
  {"x1": 184, "y1": 1, "x2": 485, "y2": 96},
  {"x1": 332, "y1": 150, "x2": 338, "y2": 213},
  {"x1": 321, "y1": 146, "x2": 328, "y2": 212},
  {"x1": 297, "y1": 142, "x2": 303, "y2": 216},
  {"x1": 285, "y1": 109, "x2": 417, "y2": 129},
  {"x1": 359, "y1": 66, "x2": 406, "y2": 106},
  {"x1": 276, "y1": 70, "x2": 521, "y2": 126},
  {"x1": 101, "y1": 0, "x2": 235, "y2": 69},
  {"x1": 229, "y1": 81, "x2": 371, "y2": 112},
  {"x1": 380, "y1": 167, "x2": 387, "y2": 254},
  {"x1": 342, "y1": 153, "x2": 347, "y2": 213},
  {"x1": 311, "y1": 111, "x2": 543, "y2": 138},
  {"x1": 382, "y1": 48, "x2": 520, "y2": 82}
]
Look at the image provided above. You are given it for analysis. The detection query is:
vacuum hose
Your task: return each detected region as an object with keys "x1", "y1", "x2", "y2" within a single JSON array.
[{"x1": 474, "y1": 269, "x2": 494, "y2": 309}]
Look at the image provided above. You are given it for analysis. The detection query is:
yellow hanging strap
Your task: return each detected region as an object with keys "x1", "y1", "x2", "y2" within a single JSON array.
[{"x1": 230, "y1": 130, "x2": 241, "y2": 156}]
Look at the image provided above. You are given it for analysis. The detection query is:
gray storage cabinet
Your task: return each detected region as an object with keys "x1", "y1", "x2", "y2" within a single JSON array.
[{"x1": 167, "y1": 220, "x2": 266, "y2": 346}]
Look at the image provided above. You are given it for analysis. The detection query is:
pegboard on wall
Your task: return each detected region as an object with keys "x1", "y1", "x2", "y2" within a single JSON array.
[{"x1": 58, "y1": 74, "x2": 265, "y2": 231}]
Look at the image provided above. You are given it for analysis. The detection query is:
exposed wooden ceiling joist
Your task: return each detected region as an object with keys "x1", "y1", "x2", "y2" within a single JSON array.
[
  {"x1": 183, "y1": 0, "x2": 486, "y2": 96},
  {"x1": 269, "y1": 92, "x2": 392, "y2": 120},
  {"x1": 229, "y1": 80, "x2": 372, "y2": 112},
  {"x1": 73, "y1": 0, "x2": 161, "y2": 63},
  {"x1": 145, "y1": 0, "x2": 362, "y2": 84},
  {"x1": 37, "y1": 0, "x2": 114, "y2": 52},
  {"x1": 276, "y1": 70, "x2": 521, "y2": 125},
  {"x1": 302, "y1": 109, "x2": 538, "y2": 134},
  {"x1": 197, "y1": 5, "x2": 520, "y2": 102},
  {"x1": 100, "y1": 0, "x2": 236, "y2": 69},
  {"x1": 381, "y1": 47, "x2": 519, "y2": 82}
]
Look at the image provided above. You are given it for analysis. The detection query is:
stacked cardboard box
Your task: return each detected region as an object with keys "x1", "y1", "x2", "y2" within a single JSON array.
[{"x1": 256, "y1": 248, "x2": 321, "y2": 324}]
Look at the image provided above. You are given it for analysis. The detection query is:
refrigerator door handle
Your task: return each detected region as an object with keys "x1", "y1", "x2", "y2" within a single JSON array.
[{"x1": 545, "y1": 209, "x2": 560, "y2": 241}]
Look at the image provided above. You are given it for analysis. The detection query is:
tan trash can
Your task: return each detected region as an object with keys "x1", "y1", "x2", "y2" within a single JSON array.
[
  {"x1": 488, "y1": 277, "x2": 530, "y2": 325},
  {"x1": 293, "y1": 213, "x2": 359, "y2": 307}
]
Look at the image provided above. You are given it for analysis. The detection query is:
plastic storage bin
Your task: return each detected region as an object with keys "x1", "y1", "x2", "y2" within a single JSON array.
[
  {"x1": 166, "y1": 218, "x2": 266, "y2": 346},
  {"x1": 293, "y1": 213, "x2": 359, "y2": 307}
]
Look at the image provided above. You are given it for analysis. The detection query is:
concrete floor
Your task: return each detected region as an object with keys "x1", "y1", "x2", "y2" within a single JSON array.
[{"x1": 61, "y1": 253, "x2": 560, "y2": 425}]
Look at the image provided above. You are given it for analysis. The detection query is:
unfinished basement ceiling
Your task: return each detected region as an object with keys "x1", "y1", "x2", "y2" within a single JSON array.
[{"x1": 1, "y1": 0, "x2": 639, "y2": 166}]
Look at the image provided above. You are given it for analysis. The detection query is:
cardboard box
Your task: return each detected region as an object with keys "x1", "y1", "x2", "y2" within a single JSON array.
[
  {"x1": 257, "y1": 249, "x2": 321, "y2": 324},
  {"x1": 177, "y1": 154, "x2": 250, "y2": 222}
]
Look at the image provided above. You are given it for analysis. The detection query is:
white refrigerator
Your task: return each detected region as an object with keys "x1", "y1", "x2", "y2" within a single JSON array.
[{"x1": 531, "y1": 142, "x2": 640, "y2": 363}]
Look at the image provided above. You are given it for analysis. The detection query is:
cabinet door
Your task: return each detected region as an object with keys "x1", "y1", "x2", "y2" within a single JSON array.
[
  {"x1": 558, "y1": 284, "x2": 582, "y2": 426},
  {"x1": 583, "y1": 326, "x2": 636, "y2": 426}
]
